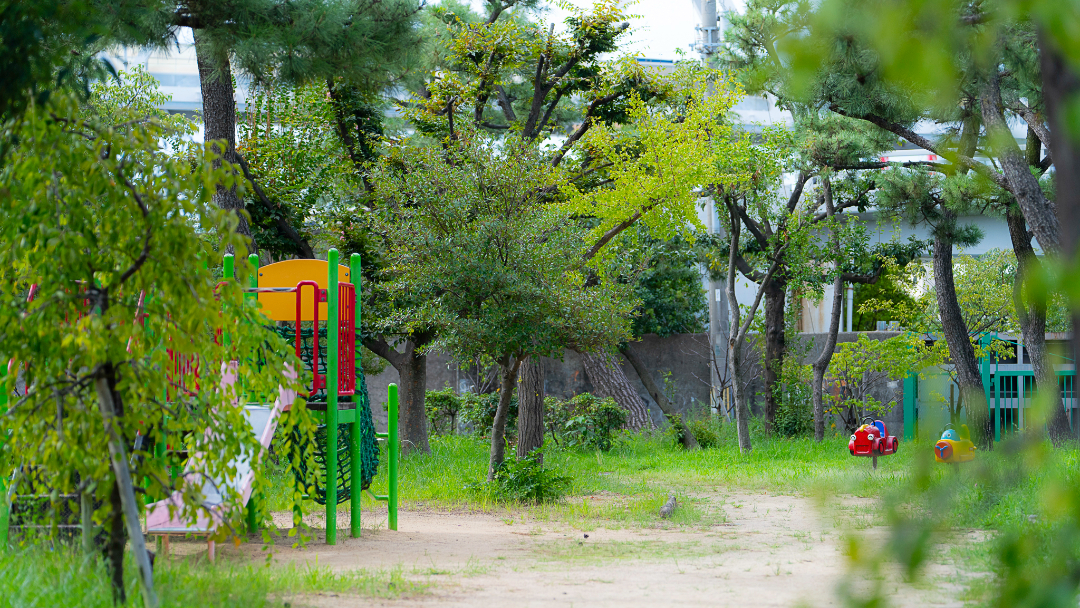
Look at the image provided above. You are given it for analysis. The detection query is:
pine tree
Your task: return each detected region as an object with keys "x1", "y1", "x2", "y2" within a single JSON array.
[{"x1": 173, "y1": 0, "x2": 421, "y2": 253}]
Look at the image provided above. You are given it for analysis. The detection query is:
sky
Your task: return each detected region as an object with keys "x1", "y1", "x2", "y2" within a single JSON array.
[{"x1": 538, "y1": 0, "x2": 702, "y2": 61}]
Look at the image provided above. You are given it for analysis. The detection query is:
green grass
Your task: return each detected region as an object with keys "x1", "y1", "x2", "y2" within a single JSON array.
[
  {"x1": 264, "y1": 422, "x2": 1080, "y2": 536},
  {"x1": 0, "y1": 549, "x2": 426, "y2": 607},
  {"x1": 12, "y1": 423, "x2": 1071, "y2": 606}
]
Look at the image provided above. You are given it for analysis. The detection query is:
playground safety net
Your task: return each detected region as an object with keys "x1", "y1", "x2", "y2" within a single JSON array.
[{"x1": 270, "y1": 325, "x2": 380, "y2": 504}]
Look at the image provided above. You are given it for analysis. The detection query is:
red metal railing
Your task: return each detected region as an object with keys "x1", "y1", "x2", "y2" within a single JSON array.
[{"x1": 338, "y1": 282, "x2": 355, "y2": 396}]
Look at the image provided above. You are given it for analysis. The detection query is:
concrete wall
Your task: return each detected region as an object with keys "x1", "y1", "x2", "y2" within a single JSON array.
[
  {"x1": 362, "y1": 331, "x2": 907, "y2": 435},
  {"x1": 363, "y1": 334, "x2": 715, "y2": 431}
]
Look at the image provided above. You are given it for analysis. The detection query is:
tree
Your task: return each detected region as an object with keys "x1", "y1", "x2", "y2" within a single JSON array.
[
  {"x1": 826, "y1": 334, "x2": 946, "y2": 433},
  {"x1": 774, "y1": 4, "x2": 1080, "y2": 604},
  {"x1": 238, "y1": 81, "x2": 359, "y2": 261},
  {"x1": 720, "y1": 17, "x2": 933, "y2": 434},
  {"x1": 617, "y1": 232, "x2": 708, "y2": 448},
  {"x1": 174, "y1": 0, "x2": 421, "y2": 253},
  {"x1": 0, "y1": 87, "x2": 306, "y2": 603},
  {"x1": 353, "y1": 0, "x2": 747, "y2": 456},
  {"x1": 851, "y1": 262, "x2": 918, "y2": 331},
  {"x1": 725, "y1": 0, "x2": 1063, "y2": 447},
  {"x1": 370, "y1": 136, "x2": 633, "y2": 478},
  {"x1": 0, "y1": 0, "x2": 163, "y2": 124},
  {"x1": 329, "y1": 0, "x2": 650, "y2": 455}
]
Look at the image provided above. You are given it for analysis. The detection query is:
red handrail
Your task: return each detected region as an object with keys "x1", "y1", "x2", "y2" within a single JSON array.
[
  {"x1": 338, "y1": 282, "x2": 355, "y2": 396},
  {"x1": 295, "y1": 280, "x2": 323, "y2": 394}
]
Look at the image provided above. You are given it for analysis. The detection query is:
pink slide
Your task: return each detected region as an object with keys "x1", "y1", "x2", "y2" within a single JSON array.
[{"x1": 145, "y1": 363, "x2": 296, "y2": 549}]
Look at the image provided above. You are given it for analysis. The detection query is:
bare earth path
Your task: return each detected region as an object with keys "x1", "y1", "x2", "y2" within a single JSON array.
[{"x1": 167, "y1": 490, "x2": 967, "y2": 607}]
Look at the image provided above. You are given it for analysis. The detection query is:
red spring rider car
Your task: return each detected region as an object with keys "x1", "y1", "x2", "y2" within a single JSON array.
[{"x1": 848, "y1": 416, "x2": 899, "y2": 469}]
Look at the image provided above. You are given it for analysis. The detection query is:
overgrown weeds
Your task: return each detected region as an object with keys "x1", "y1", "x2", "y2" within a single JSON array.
[{"x1": 0, "y1": 549, "x2": 426, "y2": 607}]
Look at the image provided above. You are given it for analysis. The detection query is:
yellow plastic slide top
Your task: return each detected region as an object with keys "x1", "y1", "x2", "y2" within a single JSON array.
[{"x1": 257, "y1": 259, "x2": 351, "y2": 322}]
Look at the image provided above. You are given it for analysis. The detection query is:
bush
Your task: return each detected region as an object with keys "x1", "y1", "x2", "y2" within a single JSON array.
[
  {"x1": 663, "y1": 413, "x2": 688, "y2": 448},
  {"x1": 425, "y1": 388, "x2": 463, "y2": 435},
  {"x1": 689, "y1": 417, "x2": 721, "y2": 448},
  {"x1": 557, "y1": 393, "x2": 626, "y2": 451},
  {"x1": 774, "y1": 362, "x2": 814, "y2": 438},
  {"x1": 459, "y1": 390, "x2": 517, "y2": 437},
  {"x1": 774, "y1": 396, "x2": 812, "y2": 438},
  {"x1": 487, "y1": 450, "x2": 572, "y2": 503}
]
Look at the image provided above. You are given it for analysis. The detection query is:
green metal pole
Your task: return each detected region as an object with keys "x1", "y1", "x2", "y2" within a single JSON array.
[
  {"x1": 388, "y1": 383, "x2": 398, "y2": 531},
  {"x1": 903, "y1": 373, "x2": 916, "y2": 442},
  {"x1": 0, "y1": 363, "x2": 9, "y2": 552},
  {"x1": 222, "y1": 254, "x2": 234, "y2": 349},
  {"x1": 980, "y1": 334, "x2": 992, "y2": 431},
  {"x1": 349, "y1": 254, "x2": 362, "y2": 538},
  {"x1": 995, "y1": 369, "x2": 1001, "y2": 442},
  {"x1": 245, "y1": 253, "x2": 261, "y2": 535},
  {"x1": 326, "y1": 249, "x2": 340, "y2": 544}
]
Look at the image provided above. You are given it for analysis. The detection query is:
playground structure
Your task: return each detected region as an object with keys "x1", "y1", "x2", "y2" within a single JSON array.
[
  {"x1": 848, "y1": 417, "x2": 898, "y2": 469},
  {"x1": 1, "y1": 249, "x2": 397, "y2": 557}
]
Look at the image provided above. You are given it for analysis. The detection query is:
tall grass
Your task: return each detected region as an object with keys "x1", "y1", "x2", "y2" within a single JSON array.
[{"x1": 0, "y1": 549, "x2": 424, "y2": 607}]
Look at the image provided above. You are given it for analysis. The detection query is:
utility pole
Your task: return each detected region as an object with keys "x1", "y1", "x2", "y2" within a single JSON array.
[
  {"x1": 693, "y1": 0, "x2": 731, "y2": 417},
  {"x1": 690, "y1": 0, "x2": 726, "y2": 60}
]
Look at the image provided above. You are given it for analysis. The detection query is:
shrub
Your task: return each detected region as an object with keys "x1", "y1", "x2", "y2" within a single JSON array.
[
  {"x1": 774, "y1": 395, "x2": 813, "y2": 438},
  {"x1": 459, "y1": 390, "x2": 517, "y2": 438},
  {"x1": 774, "y1": 361, "x2": 814, "y2": 438},
  {"x1": 558, "y1": 393, "x2": 626, "y2": 451},
  {"x1": 488, "y1": 450, "x2": 572, "y2": 503},
  {"x1": 425, "y1": 388, "x2": 463, "y2": 435},
  {"x1": 689, "y1": 417, "x2": 721, "y2": 449},
  {"x1": 664, "y1": 413, "x2": 688, "y2": 448}
]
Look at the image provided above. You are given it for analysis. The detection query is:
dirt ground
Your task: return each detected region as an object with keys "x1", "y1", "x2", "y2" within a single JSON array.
[{"x1": 163, "y1": 490, "x2": 970, "y2": 607}]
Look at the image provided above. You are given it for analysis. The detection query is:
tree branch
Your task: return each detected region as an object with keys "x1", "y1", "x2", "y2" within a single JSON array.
[
  {"x1": 1009, "y1": 102, "x2": 1054, "y2": 165},
  {"x1": 785, "y1": 171, "x2": 812, "y2": 214},
  {"x1": 363, "y1": 337, "x2": 407, "y2": 371},
  {"x1": 231, "y1": 151, "x2": 315, "y2": 258},
  {"x1": 551, "y1": 91, "x2": 625, "y2": 167},
  {"x1": 582, "y1": 199, "x2": 663, "y2": 261},
  {"x1": 828, "y1": 105, "x2": 1012, "y2": 191},
  {"x1": 494, "y1": 85, "x2": 517, "y2": 122}
]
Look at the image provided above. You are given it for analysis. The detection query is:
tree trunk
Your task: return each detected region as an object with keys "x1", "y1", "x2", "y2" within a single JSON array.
[
  {"x1": 620, "y1": 343, "x2": 698, "y2": 449},
  {"x1": 725, "y1": 200, "x2": 753, "y2": 453},
  {"x1": 364, "y1": 336, "x2": 431, "y2": 455},
  {"x1": 580, "y1": 351, "x2": 652, "y2": 430},
  {"x1": 980, "y1": 67, "x2": 1061, "y2": 254},
  {"x1": 396, "y1": 342, "x2": 430, "y2": 455},
  {"x1": 812, "y1": 280, "x2": 843, "y2": 442},
  {"x1": 516, "y1": 357, "x2": 545, "y2": 462},
  {"x1": 813, "y1": 179, "x2": 844, "y2": 442},
  {"x1": 194, "y1": 30, "x2": 254, "y2": 254},
  {"x1": 94, "y1": 367, "x2": 157, "y2": 608},
  {"x1": 933, "y1": 226, "x2": 992, "y2": 448},
  {"x1": 761, "y1": 278, "x2": 787, "y2": 434},
  {"x1": 728, "y1": 332, "x2": 753, "y2": 452},
  {"x1": 489, "y1": 357, "x2": 521, "y2": 480},
  {"x1": 1039, "y1": 32, "x2": 1080, "y2": 441},
  {"x1": 105, "y1": 479, "x2": 126, "y2": 604},
  {"x1": 1006, "y1": 207, "x2": 1069, "y2": 441}
]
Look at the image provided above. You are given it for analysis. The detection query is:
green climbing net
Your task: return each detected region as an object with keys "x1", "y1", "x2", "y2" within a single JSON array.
[{"x1": 270, "y1": 325, "x2": 380, "y2": 504}]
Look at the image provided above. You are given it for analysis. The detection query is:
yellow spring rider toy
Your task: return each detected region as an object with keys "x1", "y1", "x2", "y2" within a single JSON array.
[{"x1": 934, "y1": 423, "x2": 977, "y2": 464}]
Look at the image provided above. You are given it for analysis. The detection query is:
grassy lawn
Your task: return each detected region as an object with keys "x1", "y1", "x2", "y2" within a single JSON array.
[
  {"x1": 0, "y1": 551, "x2": 425, "y2": 607},
  {"x1": 6, "y1": 422, "x2": 1076, "y2": 606},
  {"x1": 266, "y1": 420, "x2": 1074, "y2": 539}
]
